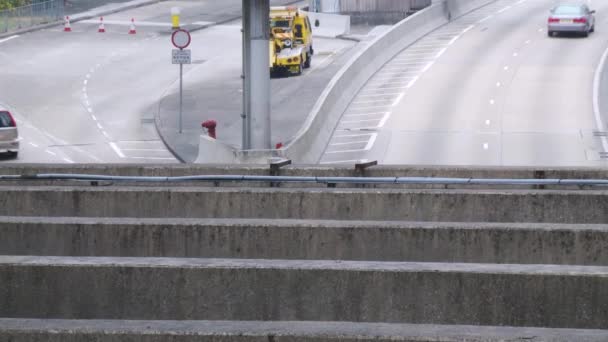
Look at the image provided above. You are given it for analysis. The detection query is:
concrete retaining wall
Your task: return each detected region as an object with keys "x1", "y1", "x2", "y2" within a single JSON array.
[
  {"x1": 3, "y1": 217, "x2": 608, "y2": 265},
  {"x1": 2, "y1": 257, "x2": 608, "y2": 329},
  {"x1": 2, "y1": 186, "x2": 608, "y2": 223},
  {"x1": 3, "y1": 319, "x2": 608, "y2": 342},
  {"x1": 195, "y1": 0, "x2": 497, "y2": 164}
]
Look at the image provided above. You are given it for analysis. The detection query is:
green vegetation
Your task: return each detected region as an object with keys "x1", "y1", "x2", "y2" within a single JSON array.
[{"x1": 0, "y1": 0, "x2": 33, "y2": 11}]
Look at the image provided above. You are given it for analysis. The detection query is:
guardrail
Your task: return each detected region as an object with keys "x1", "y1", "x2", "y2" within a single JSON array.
[
  {"x1": 0, "y1": 0, "x2": 64, "y2": 34},
  {"x1": 3, "y1": 173, "x2": 608, "y2": 187}
]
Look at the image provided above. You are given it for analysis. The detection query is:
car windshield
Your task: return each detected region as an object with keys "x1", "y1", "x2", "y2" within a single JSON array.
[
  {"x1": 0, "y1": 112, "x2": 13, "y2": 128},
  {"x1": 271, "y1": 20, "x2": 291, "y2": 28},
  {"x1": 553, "y1": 5, "x2": 584, "y2": 15}
]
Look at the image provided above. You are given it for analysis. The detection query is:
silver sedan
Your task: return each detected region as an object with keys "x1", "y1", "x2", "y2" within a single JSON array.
[
  {"x1": 0, "y1": 108, "x2": 19, "y2": 158},
  {"x1": 548, "y1": 3, "x2": 595, "y2": 37}
]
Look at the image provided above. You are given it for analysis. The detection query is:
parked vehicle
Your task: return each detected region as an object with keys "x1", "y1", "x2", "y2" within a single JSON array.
[{"x1": 0, "y1": 107, "x2": 19, "y2": 158}]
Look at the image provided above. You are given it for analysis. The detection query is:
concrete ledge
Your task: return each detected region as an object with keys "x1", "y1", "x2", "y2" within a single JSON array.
[
  {"x1": 1, "y1": 187, "x2": 608, "y2": 223},
  {"x1": 5, "y1": 164, "x2": 608, "y2": 182},
  {"x1": 3, "y1": 217, "x2": 608, "y2": 265},
  {"x1": 2, "y1": 257, "x2": 608, "y2": 328},
  {"x1": 2, "y1": 319, "x2": 608, "y2": 341}
]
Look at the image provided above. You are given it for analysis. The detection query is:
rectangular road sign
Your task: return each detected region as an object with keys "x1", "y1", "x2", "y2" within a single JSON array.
[{"x1": 172, "y1": 49, "x2": 191, "y2": 64}]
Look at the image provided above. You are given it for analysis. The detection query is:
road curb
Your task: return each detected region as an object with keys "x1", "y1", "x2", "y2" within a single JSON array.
[{"x1": 0, "y1": 0, "x2": 170, "y2": 39}]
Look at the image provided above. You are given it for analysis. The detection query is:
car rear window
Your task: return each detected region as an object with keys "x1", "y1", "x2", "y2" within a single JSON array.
[
  {"x1": 0, "y1": 111, "x2": 14, "y2": 128},
  {"x1": 554, "y1": 6, "x2": 584, "y2": 15}
]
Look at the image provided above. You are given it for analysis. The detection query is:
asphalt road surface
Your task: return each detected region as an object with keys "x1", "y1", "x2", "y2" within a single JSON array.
[
  {"x1": 321, "y1": 0, "x2": 608, "y2": 167},
  {"x1": 0, "y1": 0, "x2": 306, "y2": 164}
]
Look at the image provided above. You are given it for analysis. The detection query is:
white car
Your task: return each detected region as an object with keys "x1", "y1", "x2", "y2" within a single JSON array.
[
  {"x1": 548, "y1": 3, "x2": 596, "y2": 37},
  {"x1": 0, "y1": 107, "x2": 19, "y2": 158}
]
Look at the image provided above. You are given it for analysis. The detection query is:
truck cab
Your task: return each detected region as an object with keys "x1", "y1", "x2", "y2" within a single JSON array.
[{"x1": 269, "y1": 6, "x2": 314, "y2": 77}]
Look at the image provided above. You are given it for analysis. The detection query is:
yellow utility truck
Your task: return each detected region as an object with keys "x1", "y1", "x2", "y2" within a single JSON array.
[{"x1": 269, "y1": 6, "x2": 314, "y2": 77}]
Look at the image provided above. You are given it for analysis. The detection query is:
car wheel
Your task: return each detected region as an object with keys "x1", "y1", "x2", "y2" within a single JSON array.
[
  {"x1": 7, "y1": 151, "x2": 18, "y2": 159},
  {"x1": 304, "y1": 53, "x2": 311, "y2": 68},
  {"x1": 591, "y1": 25, "x2": 595, "y2": 33},
  {"x1": 547, "y1": 31, "x2": 553, "y2": 37},
  {"x1": 582, "y1": 30, "x2": 589, "y2": 37}
]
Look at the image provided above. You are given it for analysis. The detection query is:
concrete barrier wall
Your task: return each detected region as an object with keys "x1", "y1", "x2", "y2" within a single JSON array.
[
  {"x1": 2, "y1": 257, "x2": 608, "y2": 328},
  {"x1": 3, "y1": 217, "x2": 608, "y2": 265},
  {"x1": 3, "y1": 319, "x2": 608, "y2": 342},
  {"x1": 2, "y1": 186, "x2": 608, "y2": 223},
  {"x1": 196, "y1": 0, "x2": 497, "y2": 164},
  {"x1": 3, "y1": 164, "x2": 608, "y2": 181}
]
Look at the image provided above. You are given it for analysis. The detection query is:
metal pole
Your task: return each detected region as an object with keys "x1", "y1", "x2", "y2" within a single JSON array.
[
  {"x1": 244, "y1": 0, "x2": 271, "y2": 150},
  {"x1": 241, "y1": 0, "x2": 251, "y2": 149},
  {"x1": 179, "y1": 62, "x2": 183, "y2": 134}
]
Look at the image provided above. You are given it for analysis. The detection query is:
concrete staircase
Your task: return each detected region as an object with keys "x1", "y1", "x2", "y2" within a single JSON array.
[{"x1": 1, "y1": 165, "x2": 608, "y2": 341}]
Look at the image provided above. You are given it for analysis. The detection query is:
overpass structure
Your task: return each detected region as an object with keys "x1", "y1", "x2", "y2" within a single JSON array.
[{"x1": 2, "y1": 164, "x2": 608, "y2": 340}]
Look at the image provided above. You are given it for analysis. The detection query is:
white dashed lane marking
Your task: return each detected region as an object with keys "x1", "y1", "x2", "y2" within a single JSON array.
[{"x1": 320, "y1": 0, "x2": 525, "y2": 165}]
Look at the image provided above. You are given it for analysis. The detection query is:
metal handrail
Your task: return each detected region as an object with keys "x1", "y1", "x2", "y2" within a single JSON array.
[{"x1": 1, "y1": 173, "x2": 608, "y2": 187}]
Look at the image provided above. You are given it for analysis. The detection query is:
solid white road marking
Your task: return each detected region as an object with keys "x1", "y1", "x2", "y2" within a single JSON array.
[
  {"x1": 63, "y1": 158, "x2": 74, "y2": 163},
  {"x1": 46, "y1": 150, "x2": 56, "y2": 156},
  {"x1": 486, "y1": 120, "x2": 491, "y2": 126},
  {"x1": 407, "y1": 76, "x2": 420, "y2": 88},
  {"x1": 490, "y1": 99, "x2": 495, "y2": 105},
  {"x1": 592, "y1": 38, "x2": 608, "y2": 152},
  {"x1": 392, "y1": 93, "x2": 405, "y2": 107},
  {"x1": 330, "y1": 141, "x2": 370, "y2": 146},
  {"x1": 497, "y1": 6, "x2": 512, "y2": 14},
  {"x1": 29, "y1": 142, "x2": 39, "y2": 148},
  {"x1": 0, "y1": 35, "x2": 19, "y2": 44},
  {"x1": 478, "y1": 15, "x2": 494, "y2": 23},
  {"x1": 109, "y1": 142, "x2": 125, "y2": 158},
  {"x1": 496, "y1": 82, "x2": 501, "y2": 87},
  {"x1": 483, "y1": 143, "x2": 489, "y2": 150}
]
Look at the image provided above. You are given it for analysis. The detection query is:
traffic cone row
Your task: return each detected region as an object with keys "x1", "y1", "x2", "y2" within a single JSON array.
[{"x1": 64, "y1": 16, "x2": 137, "y2": 34}]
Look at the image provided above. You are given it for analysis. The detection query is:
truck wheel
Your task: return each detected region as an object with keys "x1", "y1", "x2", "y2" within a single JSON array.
[
  {"x1": 297, "y1": 59, "x2": 303, "y2": 75},
  {"x1": 304, "y1": 53, "x2": 311, "y2": 68}
]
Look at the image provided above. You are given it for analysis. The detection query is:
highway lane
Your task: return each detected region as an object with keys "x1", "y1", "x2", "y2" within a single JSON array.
[{"x1": 321, "y1": 0, "x2": 608, "y2": 167}]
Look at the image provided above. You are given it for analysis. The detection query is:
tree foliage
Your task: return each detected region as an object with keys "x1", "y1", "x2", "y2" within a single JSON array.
[{"x1": 0, "y1": 0, "x2": 34, "y2": 11}]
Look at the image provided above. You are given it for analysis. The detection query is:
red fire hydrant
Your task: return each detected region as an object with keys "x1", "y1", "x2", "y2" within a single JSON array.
[{"x1": 202, "y1": 120, "x2": 217, "y2": 139}]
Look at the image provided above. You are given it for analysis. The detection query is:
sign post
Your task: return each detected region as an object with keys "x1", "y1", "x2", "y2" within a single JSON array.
[{"x1": 171, "y1": 29, "x2": 191, "y2": 134}]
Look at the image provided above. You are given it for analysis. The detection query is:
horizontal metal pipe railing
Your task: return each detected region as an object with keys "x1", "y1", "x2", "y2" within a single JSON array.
[{"x1": 0, "y1": 173, "x2": 608, "y2": 187}]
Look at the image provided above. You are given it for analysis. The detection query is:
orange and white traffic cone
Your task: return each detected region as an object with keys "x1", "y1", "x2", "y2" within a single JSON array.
[
  {"x1": 128, "y1": 18, "x2": 137, "y2": 34},
  {"x1": 63, "y1": 16, "x2": 72, "y2": 32},
  {"x1": 98, "y1": 17, "x2": 106, "y2": 33}
]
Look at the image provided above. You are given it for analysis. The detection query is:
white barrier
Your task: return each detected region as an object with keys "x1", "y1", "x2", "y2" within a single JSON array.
[{"x1": 306, "y1": 11, "x2": 351, "y2": 38}]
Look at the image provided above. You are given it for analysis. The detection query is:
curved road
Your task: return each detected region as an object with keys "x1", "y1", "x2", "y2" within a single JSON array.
[{"x1": 321, "y1": 0, "x2": 608, "y2": 167}]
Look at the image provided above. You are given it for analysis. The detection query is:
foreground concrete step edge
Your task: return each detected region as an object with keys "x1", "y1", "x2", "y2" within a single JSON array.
[
  {"x1": 1, "y1": 319, "x2": 608, "y2": 341},
  {"x1": 2, "y1": 257, "x2": 608, "y2": 328},
  {"x1": 2, "y1": 187, "x2": 608, "y2": 223},
  {"x1": 3, "y1": 217, "x2": 608, "y2": 264}
]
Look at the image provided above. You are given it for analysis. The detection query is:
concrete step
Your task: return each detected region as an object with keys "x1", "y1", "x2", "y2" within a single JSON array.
[
  {"x1": 2, "y1": 256, "x2": 608, "y2": 329},
  {"x1": 2, "y1": 319, "x2": 608, "y2": 342},
  {"x1": 1, "y1": 186, "x2": 608, "y2": 223},
  {"x1": 2, "y1": 217, "x2": 608, "y2": 265}
]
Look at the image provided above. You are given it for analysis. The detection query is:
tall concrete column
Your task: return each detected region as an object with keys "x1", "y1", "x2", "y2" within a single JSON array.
[{"x1": 242, "y1": 0, "x2": 271, "y2": 150}]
